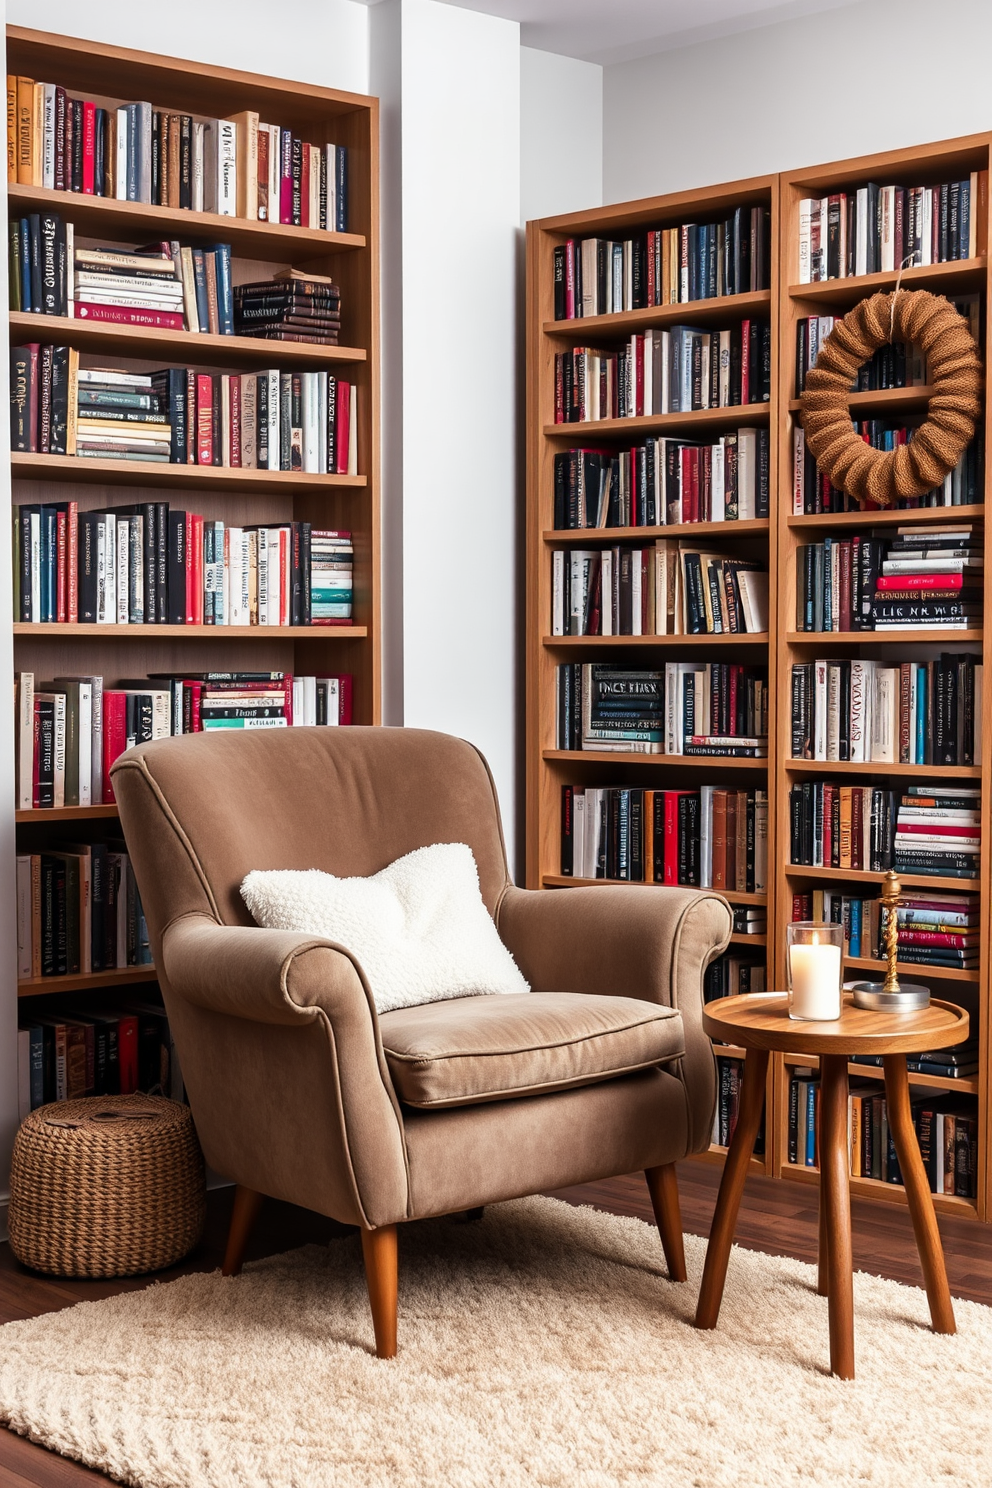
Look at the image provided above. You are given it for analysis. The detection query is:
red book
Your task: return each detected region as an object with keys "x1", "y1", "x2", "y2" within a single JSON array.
[
  {"x1": 300, "y1": 143, "x2": 310, "y2": 227},
  {"x1": 646, "y1": 230, "x2": 657, "y2": 306},
  {"x1": 740, "y1": 319, "x2": 751, "y2": 404},
  {"x1": 899, "y1": 930, "x2": 978, "y2": 948},
  {"x1": 876, "y1": 572, "x2": 972, "y2": 591},
  {"x1": 117, "y1": 1015, "x2": 139, "y2": 1094},
  {"x1": 898, "y1": 821, "x2": 979, "y2": 838},
  {"x1": 279, "y1": 529, "x2": 290, "y2": 626},
  {"x1": 335, "y1": 380, "x2": 351, "y2": 474},
  {"x1": 186, "y1": 369, "x2": 197, "y2": 464},
  {"x1": 728, "y1": 665, "x2": 739, "y2": 734},
  {"x1": 257, "y1": 129, "x2": 269, "y2": 221},
  {"x1": 67, "y1": 501, "x2": 78, "y2": 622},
  {"x1": 565, "y1": 239, "x2": 576, "y2": 319},
  {"x1": 56, "y1": 509, "x2": 67, "y2": 623},
  {"x1": 196, "y1": 375, "x2": 213, "y2": 466},
  {"x1": 102, "y1": 692, "x2": 129, "y2": 803},
  {"x1": 188, "y1": 513, "x2": 204, "y2": 625},
  {"x1": 634, "y1": 335, "x2": 644, "y2": 417},
  {"x1": 32, "y1": 702, "x2": 41, "y2": 809},
  {"x1": 229, "y1": 374, "x2": 242, "y2": 467},
  {"x1": 183, "y1": 680, "x2": 204, "y2": 733},
  {"x1": 279, "y1": 129, "x2": 293, "y2": 225},
  {"x1": 81, "y1": 101, "x2": 96, "y2": 194},
  {"x1": 74, "y1": 303, "x2": 186, "y2": 330}
]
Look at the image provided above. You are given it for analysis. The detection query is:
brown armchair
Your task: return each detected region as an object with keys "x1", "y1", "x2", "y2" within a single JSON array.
[{"x1": 112, "y1": 727, "x2": 731, "y2": 1357}]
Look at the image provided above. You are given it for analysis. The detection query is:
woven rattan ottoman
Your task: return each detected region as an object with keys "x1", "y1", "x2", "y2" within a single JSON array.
[{"x1": 8, "y1": 1093, "x2": 206, "y2": 1278}]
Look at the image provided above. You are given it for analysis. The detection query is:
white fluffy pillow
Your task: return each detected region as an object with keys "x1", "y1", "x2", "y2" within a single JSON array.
[{"x1": 240, "y1": 843, "x2": 529, "y2": 1015}]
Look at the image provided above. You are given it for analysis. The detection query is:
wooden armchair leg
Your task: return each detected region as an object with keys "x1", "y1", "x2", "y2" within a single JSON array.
[
  {"x1": 222, "y1": 1185, "x2": 264, "y2": 1277},
  {"x1": 644, "y1": 1163, "x2": 687, "y2": 1282},
  {"x1": 361, "y1": 1224, "x2": 398, "y2": 1359}
]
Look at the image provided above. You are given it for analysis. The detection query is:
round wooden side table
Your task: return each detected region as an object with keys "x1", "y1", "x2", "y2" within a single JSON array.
[{"x1": 695, "y1": 991, "x2": 970, "y2": 1379}]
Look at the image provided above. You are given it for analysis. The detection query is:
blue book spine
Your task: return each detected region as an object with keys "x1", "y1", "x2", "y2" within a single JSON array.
[
  {"x1": 192, "y1": 250, "x2": 209, "y2": 334},
  {"x1": 126, "y1": 102, "x2": 140, "y2": 201},
  {"x1": 916, "y1": 665, "x2": 926, "y2": 763},
  {"x1": 41, "y1": 507, "x2": 56, "y2": 622},
  {"x1": 19, "y1": 219, "x2": 31, "y2": 312},
  {"x1": 823, "y1": 537, "x2": 833, "y2": 629},
  {"x1": 959, "y1": 179, "x2": 971, "y2": 261},
  {"x1": 212, "y1": 245, "x2": 233, "y2": 335},
  {"x1": 335, "y1": 145, "x2": 347, "y2": 232},
  {"x1": 806, "y1": 1083, "x2": 817, "y2": 1166}
]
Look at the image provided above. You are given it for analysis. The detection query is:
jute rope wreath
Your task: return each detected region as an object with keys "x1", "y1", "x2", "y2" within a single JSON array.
[{"x1": 800, "y1": 287, "x2": 983, "y2": 508}]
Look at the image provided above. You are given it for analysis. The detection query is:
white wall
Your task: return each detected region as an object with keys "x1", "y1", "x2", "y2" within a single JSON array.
[
  {"x1": 521, "y1": 47, "x2": 602, "y2": 224},
  {"x1": 604, "y1": 0, "x2": 992, "y2": 203}
]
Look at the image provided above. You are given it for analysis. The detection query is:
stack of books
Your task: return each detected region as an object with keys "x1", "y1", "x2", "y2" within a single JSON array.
[
  {"x1": 554, "y1": 319, "x2": 771, "y2": 422},
  {"x1": 796, "y1": 173, "x2": 985, "y2": 282},
  {"x1": 895, "y1": 785, "x2": 981, "y2": 881},
  {"x1": 14, "y1": 841, "x2": 151, "y2": 978},
  {"x1": 78, "y1": 366, "x2": 171, "y2": 462},
  {"x1": 561, "y1": 784, "x2": 768, "y2": 892},
  {"x1": 795, "y1": 525, "x2": 984, "y2": 630},
  {"x1": 14, "y1": 670, "x2": 354, "y2": 810},
  {"x1": 790, "y1": 654, "x2": 982, "y2": 765},
  {"x1": 234, "y1": 271, "x2": 341, "y2": 345},
  {"x1": 9, "y1": 212, "x2": 71, "y2": 315},
  {"x1": 74, "y1": 243, "x2": 187, "y2": 331},
  {"x1": 734, "y1": 905, "x2": 767, "y2": 936},
  {"x1": 18, "y1": 1002, "x2": 181, "y2": 1116},
  {"x1": 712, "y1": 1056, "x2": 765, "y2": 1153},
  {"x1": 789, "y1": 782, "x2": 898, "y2": 871},
  {"x1": 8, "y1": 77, "x2": 348, "y2": 229},
  {"x1": 553, "y1": 206, "x2": 770, "y2": 318},
  {"x1": 556, "y1": 662, "x2": 768, "y2": 758},
  {"x1": 886, "y1": 889, "x2": 980, "y2": 973},
  {"x1": 552, "y1": 428, "x2": 770, "y2": 528}
]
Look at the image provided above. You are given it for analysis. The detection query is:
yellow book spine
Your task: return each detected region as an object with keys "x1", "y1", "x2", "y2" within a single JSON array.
[
  {"x1": 6, "y1": 74, "x2": 16, "y2": 181},
  {"x1": 16, "y1": 75, "x2": 33, "y2": 184}
]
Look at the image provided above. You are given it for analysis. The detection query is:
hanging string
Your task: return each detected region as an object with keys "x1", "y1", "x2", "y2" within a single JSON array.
[{"x1": 889, "y1": 251, "x2": 919, "y2": 342}]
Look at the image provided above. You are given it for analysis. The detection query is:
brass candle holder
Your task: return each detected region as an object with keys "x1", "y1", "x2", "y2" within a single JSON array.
[{"x1": 850, "y1": 869, "x2": 931, "y2": 1012}]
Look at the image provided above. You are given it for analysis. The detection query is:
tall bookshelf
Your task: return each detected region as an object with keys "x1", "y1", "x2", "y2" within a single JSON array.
[
  {"x1": 526, "y1": 138, "x2": 992, "y2": 1221},
  {"x1": 5, "y1": 32, "x2": 379, "y2": 1011}
]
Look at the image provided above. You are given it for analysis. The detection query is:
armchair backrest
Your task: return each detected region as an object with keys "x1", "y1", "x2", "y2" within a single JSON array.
[{"x1": 112, "y1": 727, "x2": 512, "y2": 955}]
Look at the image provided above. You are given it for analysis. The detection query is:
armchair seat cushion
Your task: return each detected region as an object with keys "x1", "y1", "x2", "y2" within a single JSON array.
[{"x1": 378, "y1": 992, "x2": 685, "y2": 1109}]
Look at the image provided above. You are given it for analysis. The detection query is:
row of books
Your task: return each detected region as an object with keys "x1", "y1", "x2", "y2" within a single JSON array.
[
  {"x1": 16, "y1": 841, "x2": 150, "y2": 978},
  {"x1": 15, "y1": 671, "x2": 353, "y2": 810},
  {"x1": 8, "y1": 77, "x2": 348, "y2": 230},
  {"x1": 14, "y1": 505, "x2": 353, "y2": 627},
  {"x1": 788, "y1": 783, "x2": 981, "y2": 879},
  {"x1": 552, "y1": 429, "x2": 770, "y2": 529},
  {"x1": 556, "y1": 663, "x2": 768, "y2": 758},
  {"x1": 796, "y1": 174, "x2": 985, "y2": 283},
  {"x1": 789, "y1": 655, "x2": 982, "y2": 767},
  {"x1": 560, "y1": 785, "x2": 768, "y2": 893},
  {"x1": 551, "y1": 543, "x2": 768, "y2": 637},
  {"x1": 787, "y1": 1074, "x2": 977, "y2": 1198},
  {"x1": 11, "y1": 353, "x2": 359, "y2": 473},
  {"x1": 553, "y1": 321, "x2": 770, "y2": 423},
  {"x1": 792, "y1": 426, "x2": 982, "y2": 516},
  {"x1": 553, "y1": 207, "x2": 771, "y2": 319},
  {"x1": 11, "y1": 219, "x2": 343, "y2": 345},
  {"x1": 17, "y1": 1001, "x2": 182, "y2": 1116},
  {"x1": 712, "y1": 1056, "x2": 765, "y2": 1153},
  {"x1": 795, "y1": 525, "x2": 983, "y2": 632},
  {"x1": 795, "y1": 317, "x2": 926, "y2": 395},
  {"x1": 791, "y1": 888, "x2": 979, "y2": 973},
  {"x1": 704, "y1": 955, "x2": 766, "y2": 1002}
]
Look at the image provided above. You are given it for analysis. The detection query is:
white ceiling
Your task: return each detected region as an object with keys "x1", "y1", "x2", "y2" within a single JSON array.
[{"x1": 363, "y1": 0, "x2": 869, "y2": 65}]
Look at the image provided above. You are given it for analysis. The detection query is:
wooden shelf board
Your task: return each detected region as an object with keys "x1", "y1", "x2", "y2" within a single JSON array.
[
  {"x1": 11, "y1": 452, "x2": 366, "y2": 493},
  {"x1": 711, "y1": 1042, "x2": 750, "y2": 1058},
  {"x1": 543, "y1": 633, "x2": 768, "y2": 648},
  {"x1": 541, "y1": 289, "x2": 772, "y2": 340},
  {"x1": 544, "y1": 404, "x2": 770, "y2": 440},
  {"x1": 543, "y1": 749, "x2": 767, "y2": 769},
  {"x1": 782, "y1": 1050, "x2": 979, "y2": 1093},
  {"x1": 730, "y1": 933, "x2": 767, "y2": 946},
  {"x1": 844, "y1": 954, "x2": 978, "y2": 985},
  {"x1": 788, "y1": 387, "x2": 933, "y2": 415},
  {"x1": 540, "y1": 875, "x2": 766, "y2": 905},
  {"x1": 693, "y1": 1147, "x2": 767, "y2": 1174},
  {"x1": 13, "y1": 622, "x2": 367, "y2": 639},
  {"x1": 787, "y1": 863, "x2": 980, "y2": 892},
  {"x1": 8, "y1": 182, "x2": 366, "y2": 258},
  {"x1": 787, "y1": 504, "x2": 985, "y2": 530},
  {"x1": 786, "y1": 629, "x2": 984, "y2": 646},
  {"x1": 9, "y1": 312, "x2": 366, "y2": 368},
  {"x1": 788, "y1": 257, "x2": 986, "y2": 304},
  {"x1": 16, "y1": 805, "x2": 119, "y2": 822},
  {"x1": 779, "y1": 1161, "x2": 979, "y2": 1217},
  {"x1": 18, "y1": 966, "x2": 158, "y2": 996},
  {"x1": 543, "y1": 520, "x2": 769, "y2": 544},
  {"x1": 786, "y1": 759, "x2": 981, "y2": 779}
]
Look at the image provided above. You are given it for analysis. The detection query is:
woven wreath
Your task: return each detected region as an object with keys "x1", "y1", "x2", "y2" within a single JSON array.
[{"x1": 800, "y1": 289, "x2": 983, "y2": 508}]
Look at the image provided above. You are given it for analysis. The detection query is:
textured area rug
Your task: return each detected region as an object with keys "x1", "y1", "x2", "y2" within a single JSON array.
[{"x1": 1, "y1": 1195, "x2": 991, "y2": 1488}]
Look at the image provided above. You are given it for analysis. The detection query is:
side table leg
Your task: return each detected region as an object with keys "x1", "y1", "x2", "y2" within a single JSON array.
[
  {"x1": 817, "y1": 1192, "x2": 828, "y2": 1297},
  {"x1": 819, "y1": 1054, "x2": 854, "y2": 1379},
  {"x1": 883, "y1": 1054, "x2": 955, "y2": 1335},
  {"x1": 695, "y1": 1047, "x2": 769, "y2": 1330}
]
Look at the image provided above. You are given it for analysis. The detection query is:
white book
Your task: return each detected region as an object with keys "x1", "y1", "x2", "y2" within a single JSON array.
[
  {"x1": 256, "y1": 529, "x2": 269, "y2": 624},
  {"x1": 798, "y1": 199, "x2": 812, "y2": 283},
  {"x1": 192, "y1": 122, "x2": 205, "y2": 212},
  {"x1": 659, "y1": 330, "x2": 671, "y2": 414},
  {"x1": 50, "y1": 693, "x2": 66, "y2": 808},
  {"x1": 303, "y1": 675, "x2": 317, "y2": 727},
  {"x1": 813, "y1": 659, "x2": 828, "y2": 761},
  {"x1": 880, "y1": 185, "x2": 896, "y2": 272},
  {"x1": 138, "y1": 101, "x2": 153, "y2": 203},
  {"x1": 699, "y1": 786, "x2": 714, "y2": 888},
  {"x1": 115, "y1": 107, "x2": 129, "y2": 200},
  {"x1": 318, "y1": 372, "x2": 329, "y2": 474},
  {"x1": 572, "y1": 794, "x2": 586, "y2": 879},
  {"x1": 736, "y1": 571, "x2": 768, "y2": 633},
  {"x1": 871, "y1": 667, "x2": 898, "y2": 762},
  {"x1": 42, "y1": 84, "x2": 56, "y2": 189},
  {"x1": 17, "y1": 672, "x2": 34, "y2": 809},
  {"x1": 15, "y1": 856, "x2": 32, "y2": 978},
  {"x1": 600, "y1": 550, "x2": 613, "y2": 636},
  {"x1": 737, "y1": 428, "x2": 756, "y2": 520},
  {"x1": 718, "y1": 330, "x2": 731, "y2": 407},
  {"x1": 268, "y1": 529, "x2": 283, "y2": 625},
  {"x1": 849, "y1": 659, "x2": 870, "y2": 762},
  {"x1": 551, "y1": 550, "x2": 565, "y2": 635},
  {"x1": 76, "y1": 682, "x2": 93, "y2": 808},
  {"x1": 580, "y1": 239, "x2": 597, "y2": 318},
  {"x1": 855, "y1": 187, "x2": 869, "y2": 275},
  {"x1": 826, "y1": 663, "x2": 841, "y2": 762},
  {"x1": 204, "y1": 119, "x2": 238, "y2": 215},
  {"x1": 302, "y1": 373, "x2": 320, "y2": 472},
  {"x1": 920, "y1": 189, "x2": 933, "y2": 266},
  {"x1": 116, "y1": 519, "x2": 130, "y2": 625},
  {"x1": 754, "y1": 791, "x2": 768, "y2": 894},
  {"x1": 323, "y1": 677, "x2": 340, "y2": 725},
  {"x1": 324, "y1": 143, "x2": 337, "y2": 230},
  {"x1": 266, "y1": 369, "x2": 280, "y2": 470},
  {"x1": 65, "y1": 222, "x2": 74, "y2": 318},
  {"x1": 631, "y1": 554, "x2": 642, "y2": 637},
  {"x1": 665, "y1": 662, "x2": 680, "y2": 756},
  {"x1": 793, "y1": 424, "x2": 806, "y2": 517},
  {"x1": 583, "y1": 789, "x2": 604, "y2": 879},
  {"x1": 711, "y1": 440, "x2": 726, "y2": 523}
]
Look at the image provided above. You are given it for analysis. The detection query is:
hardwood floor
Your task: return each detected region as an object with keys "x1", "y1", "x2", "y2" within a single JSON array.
[{"x1": 1, "y1": 1164, "x2": 991, "y2": 1486}]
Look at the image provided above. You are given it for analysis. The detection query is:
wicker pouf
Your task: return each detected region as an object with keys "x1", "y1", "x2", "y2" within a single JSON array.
[{"x1": 8, "y1": 1094, "x2": 206, "y2": 1278}]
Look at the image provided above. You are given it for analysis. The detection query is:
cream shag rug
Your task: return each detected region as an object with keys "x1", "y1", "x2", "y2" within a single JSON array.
[{"x1": 1, "y1": 1195, "x2": 991, "y2": 1488}]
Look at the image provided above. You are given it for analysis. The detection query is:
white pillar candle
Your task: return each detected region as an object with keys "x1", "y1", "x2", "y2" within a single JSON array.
[{"x1": 790, "y1": 939, "x2": 842, "y2": 1020}]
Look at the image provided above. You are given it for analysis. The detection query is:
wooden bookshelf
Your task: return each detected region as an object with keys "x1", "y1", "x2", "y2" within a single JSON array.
[
  {"x1": 527, "y1": 137, "x2": 992, "y2": 1217},
  {"x1": 5, "y1": 31, "x2": 380, "y2": 1024}
]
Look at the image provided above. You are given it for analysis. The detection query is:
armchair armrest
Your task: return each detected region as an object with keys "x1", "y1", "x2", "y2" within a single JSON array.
[{"x1": 496, "y1": 885, "x2": 732, "y2": 1153}]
